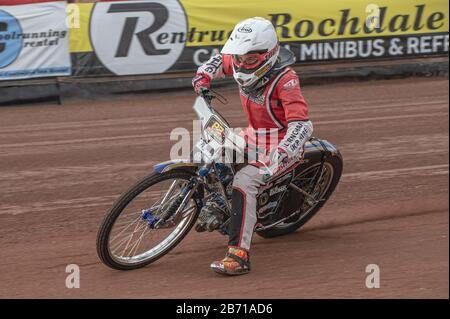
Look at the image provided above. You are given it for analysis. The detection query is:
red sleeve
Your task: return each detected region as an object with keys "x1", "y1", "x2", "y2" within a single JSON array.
[
  {"x1": 221, "y1": 54, "x2": 234, "y2": 76},
  {"x1": 276, "y1": 69, "x2": 309, "y2": 122}
]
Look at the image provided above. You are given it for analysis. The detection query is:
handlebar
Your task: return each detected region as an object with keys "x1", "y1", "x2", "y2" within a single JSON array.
[{"x1": 199, "y1": 88, "x2": 227, "y2": 106}]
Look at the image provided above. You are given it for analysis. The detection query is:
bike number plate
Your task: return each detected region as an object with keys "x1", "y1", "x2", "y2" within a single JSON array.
[{"x1": 205, "y1": 117, "x2": 225, "y2": 144}]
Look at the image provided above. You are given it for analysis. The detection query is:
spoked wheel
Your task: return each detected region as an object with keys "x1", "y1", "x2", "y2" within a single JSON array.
[
  {"x1": 257, "y1": 155, "x2": 342, "y2": 238},
  {"x1": 96, "y1": 170, "x2": 201, "y2": 270}
]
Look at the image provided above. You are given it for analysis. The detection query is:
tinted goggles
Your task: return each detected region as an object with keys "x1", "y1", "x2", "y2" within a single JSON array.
[{"x1": 233, "y1": 51, "x2": 268, "y2": 70}]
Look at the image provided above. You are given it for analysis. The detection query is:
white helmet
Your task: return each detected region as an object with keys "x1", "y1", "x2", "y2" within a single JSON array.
[{"x1": 221, "y1": 17, "x2": 280, "y2": 89}]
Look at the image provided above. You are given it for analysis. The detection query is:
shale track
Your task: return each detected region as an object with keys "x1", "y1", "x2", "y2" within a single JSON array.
[{"x1": 0, "y1": 77, "x2": 448, "y2": 298}]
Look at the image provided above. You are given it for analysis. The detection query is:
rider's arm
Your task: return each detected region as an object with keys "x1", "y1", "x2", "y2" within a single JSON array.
[
  {"x1": 272, "y1": 71, "x2": 313, "y2": 162},
  {"x1": 277, "y1": 120, "x2": 313, "y2": 160},
  {"x1": 192, "y1": 54, "x2": 233, "y2": 93}
]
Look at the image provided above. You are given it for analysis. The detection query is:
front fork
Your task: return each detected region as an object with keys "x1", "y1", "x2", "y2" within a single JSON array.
[
  {"x1": 144, "y1": 162, "x2": 227, "y2": 229},
  {"x1": 151, "y1": 176, "x2": 200, "y2": 228}
]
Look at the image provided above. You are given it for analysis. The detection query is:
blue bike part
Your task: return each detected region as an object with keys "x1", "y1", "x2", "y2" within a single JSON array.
[
  {"x1": 214, "y1": 163, "x2": 233, "y2": 185},
  {"x1": 153, "y1": 159, "x2": 197, "y2": 173},
  {"x1": 141, "y1": 209, "x2": 160, "y2": 229},
  {"x1": 198, "y1": 166, "x2": 210, "y2": 177},
  {"x1": 153, "y1": 162, "x2": 170, "y2": 173}
]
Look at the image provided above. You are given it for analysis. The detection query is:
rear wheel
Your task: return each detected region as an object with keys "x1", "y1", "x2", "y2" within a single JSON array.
[
  {"x1": 96, "y1": 170, "x2": 200, "y2": 270},
  {"x1": 256, "y1": 155, "x2": 342, "y2": 238}
]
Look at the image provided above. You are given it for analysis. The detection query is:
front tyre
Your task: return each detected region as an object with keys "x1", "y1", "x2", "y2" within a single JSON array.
[{"x1": 96, "y1": 170, "x2": 200, "y2": 270}]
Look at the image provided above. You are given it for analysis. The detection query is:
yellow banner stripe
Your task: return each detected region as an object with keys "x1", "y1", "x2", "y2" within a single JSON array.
[
  {"x1": 68, "y1": 0, "x2": 449, "y2": 52},
  {"x1": 181, "y1": 0, "x2": 449, "y2": 46},
  {"x1": 68, "y1": 3, "x2": 93, "y2": 53}
]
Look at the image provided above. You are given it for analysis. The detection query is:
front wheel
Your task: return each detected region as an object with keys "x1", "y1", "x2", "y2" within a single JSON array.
[{"x1": 96, "y1": 170, "x2": 200, "y2": 270}]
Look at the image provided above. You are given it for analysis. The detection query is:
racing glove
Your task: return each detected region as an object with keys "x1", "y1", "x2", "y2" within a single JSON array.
[
  {"x1": 192, "y1": 73, "x2": 211, "y2": 95},
  {"x1": 269, "y1": 147, "x2": 290, "y2": 168}
]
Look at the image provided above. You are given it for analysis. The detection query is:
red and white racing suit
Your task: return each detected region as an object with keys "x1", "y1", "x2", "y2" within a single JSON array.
[{"x1": 196, "y1": 54, "x2": 313, "y2": 251}]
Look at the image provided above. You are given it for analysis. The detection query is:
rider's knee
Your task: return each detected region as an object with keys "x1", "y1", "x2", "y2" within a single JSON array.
[{"x1": 233, "y1": 167, "x2": 259, "y2": 191}]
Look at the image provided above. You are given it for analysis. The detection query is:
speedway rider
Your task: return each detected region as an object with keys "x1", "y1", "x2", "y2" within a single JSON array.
[{"x1": 192, "y1": 17, "x2": 313, "y2": 275}]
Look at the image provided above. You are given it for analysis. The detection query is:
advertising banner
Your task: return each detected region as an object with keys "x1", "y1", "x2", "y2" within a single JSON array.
[
  {"x1": 69, "y1": 0, "x2": 449, "y2": 76},
  {"x1": 0, "y1": 1, "x2": 71, "y2": 80}
]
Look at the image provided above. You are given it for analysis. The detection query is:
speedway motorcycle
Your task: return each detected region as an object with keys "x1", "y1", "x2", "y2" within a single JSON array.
[{"x1": 97, "y1": 92, "x2": 343, "y2": 270}]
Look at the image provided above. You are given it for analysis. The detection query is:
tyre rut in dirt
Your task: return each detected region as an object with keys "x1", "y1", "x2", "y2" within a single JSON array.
[
  {"x1": 96, "y1": 170, "x2": 200, "y2": 270},
  {"x1": 257, "y1": 154, "x2": 343, "y2": 238}
]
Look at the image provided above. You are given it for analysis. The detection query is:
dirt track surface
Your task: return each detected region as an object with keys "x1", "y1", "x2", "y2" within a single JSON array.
[{"x1": 0, "y1": 77, "x2": 448, "y2": 299}]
